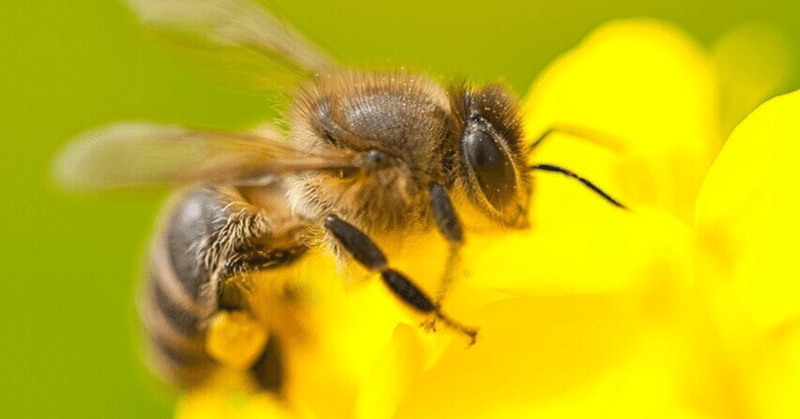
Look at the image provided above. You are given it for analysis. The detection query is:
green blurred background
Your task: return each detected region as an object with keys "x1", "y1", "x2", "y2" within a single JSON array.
[{"x1": 2, "y1": 0, "x2": 799, "y2": 417}]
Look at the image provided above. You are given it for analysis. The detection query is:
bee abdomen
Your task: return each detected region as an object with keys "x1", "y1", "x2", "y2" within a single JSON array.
[
  {"x1": 139, "y1": 185, "x2": 307, "y2": 390},
  {"x1": 140, "y1": 188, "x2": 224, "y2": 389},
  {"x1": 141, "y1": 238, "x2": 216, "y2": 389}
]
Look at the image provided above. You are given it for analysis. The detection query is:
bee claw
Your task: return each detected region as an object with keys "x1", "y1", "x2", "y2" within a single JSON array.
[
  {"x1": 465, "y1": 328, "x2": 478, "y2": 347},
  {"x1": 420, "y1": 318, "x2": 438, "y2": 333}
]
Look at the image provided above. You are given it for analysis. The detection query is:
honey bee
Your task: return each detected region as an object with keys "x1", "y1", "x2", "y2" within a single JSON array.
[{"x1": 54, "y1": 0, "x2": 626, "y2": 393}]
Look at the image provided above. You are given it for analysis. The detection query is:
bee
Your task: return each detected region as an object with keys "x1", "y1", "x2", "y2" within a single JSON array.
[{"x1": 54, "y1": 0, "x2": 627, "y2": 393}]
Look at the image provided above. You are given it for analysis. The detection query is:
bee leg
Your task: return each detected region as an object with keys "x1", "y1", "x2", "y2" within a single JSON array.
[
  {"x1": 418, "y1": 184, "x2": 467, "y2": 335},
  {"x1": 324, "y1": 214, "x2": 478, "y2": 345},
  {"x1": 218, "y1": 245, "x2": 308, "y2": 280},
  {"x1": 429, "y1": 184, "x2": 464, "y2": 304},
  {"x1": 197, "y1": 185, "x2": 308, "y2": 281}
]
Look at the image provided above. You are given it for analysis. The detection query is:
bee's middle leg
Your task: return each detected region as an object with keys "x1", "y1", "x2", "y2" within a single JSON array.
[
  {"x1": 412, "y1": 184, "x2": 467, "y2": 333},
  {"x1": 429, "y1": 184, "x2": 464, "y2": 305}
]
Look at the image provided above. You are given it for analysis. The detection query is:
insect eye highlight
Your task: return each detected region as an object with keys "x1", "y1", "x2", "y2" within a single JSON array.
[{"x1": 463, "y1": 127, "x2": 517, "y2": 210}]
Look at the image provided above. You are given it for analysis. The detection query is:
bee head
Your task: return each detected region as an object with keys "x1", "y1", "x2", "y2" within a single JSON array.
[{"x1": 451, "y1": 84, "x2": 531, "y2": 227}]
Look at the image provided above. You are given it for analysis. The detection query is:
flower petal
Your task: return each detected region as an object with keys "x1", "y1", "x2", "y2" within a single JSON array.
[
  {"x1": 695, "y1": 89, "x2": 800, "y2": 333},
  {"x1": 175, "y1": 371, "x2": 299, "y2": 419},
  {"x1": 748, "y1": 325, "x2": 800, "y2": 419},
  {"x1": 277, "y1": 253, "x2": 413, "y2": 419},
  {"x1": 459, "y1": 207, "x2": 693, "y2": 297},
  {"x1": 394, "y1": 294, "x2": 696, "y2": 419},
  {"x1": 354, "y1": 324, "x2": 424, "y2": 419}
]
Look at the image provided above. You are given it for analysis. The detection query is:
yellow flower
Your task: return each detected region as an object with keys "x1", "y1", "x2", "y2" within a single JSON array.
[
  {"x1": 175, "y1": 19, "x2": 796, "y2": 419},
  {"x1": 695, "y1": 89, "x2": 800, "y2": 419}
]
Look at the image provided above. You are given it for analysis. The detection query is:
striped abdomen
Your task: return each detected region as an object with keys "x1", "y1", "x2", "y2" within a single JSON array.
[
  {"x1": 139, "y1": 184, "x2": 310, "y2": 390},
  {"x1": 140, "y1": 188, "x2": 224, "y2": 389}
]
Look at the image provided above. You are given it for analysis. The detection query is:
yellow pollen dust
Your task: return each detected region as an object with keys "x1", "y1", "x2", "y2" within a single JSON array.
[{"x1": 205, "y1": 311, "x2": 269, "y2": 370}]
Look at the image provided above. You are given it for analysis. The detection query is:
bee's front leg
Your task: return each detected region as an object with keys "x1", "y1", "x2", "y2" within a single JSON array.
[{"x1": 324, "y1": 214, "x2": 477, "y2": 345}]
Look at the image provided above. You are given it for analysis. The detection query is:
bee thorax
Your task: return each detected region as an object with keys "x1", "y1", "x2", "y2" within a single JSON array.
[{"x1": 288, "y1": 166, "x2": 426, "y2": 235}]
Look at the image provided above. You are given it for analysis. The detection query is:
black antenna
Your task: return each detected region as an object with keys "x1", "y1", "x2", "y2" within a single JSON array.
[{"x1": 530, "y1": 163, "x2": 628, "y2": 210}]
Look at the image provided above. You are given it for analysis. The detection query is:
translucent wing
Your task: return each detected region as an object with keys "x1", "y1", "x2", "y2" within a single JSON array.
[
  {"x1": 124, "y1": 0, "x2": 337, "y2": 90},
  {"x1": 53, "y1": 123, "x2": 355, "y2": 191}
]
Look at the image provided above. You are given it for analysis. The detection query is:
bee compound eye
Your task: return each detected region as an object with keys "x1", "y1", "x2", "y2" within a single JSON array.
[{"x1": 462, "y1": 128, "x2": 517, "y2": 210}]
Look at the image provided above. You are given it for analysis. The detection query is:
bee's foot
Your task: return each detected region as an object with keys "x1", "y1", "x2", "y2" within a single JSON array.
[
  {"x1": 420, "y1": 318, "x2": 437, "y2": 333},
  {"x1": 433, "y1": 310, "x2": 479, "y2": 347},
  {"x1": 419, "y1": 319, "x2": 436, "y2": 333},
  {"x1": 463, "y1": 327, "x2": 478, "y2": 347}
]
